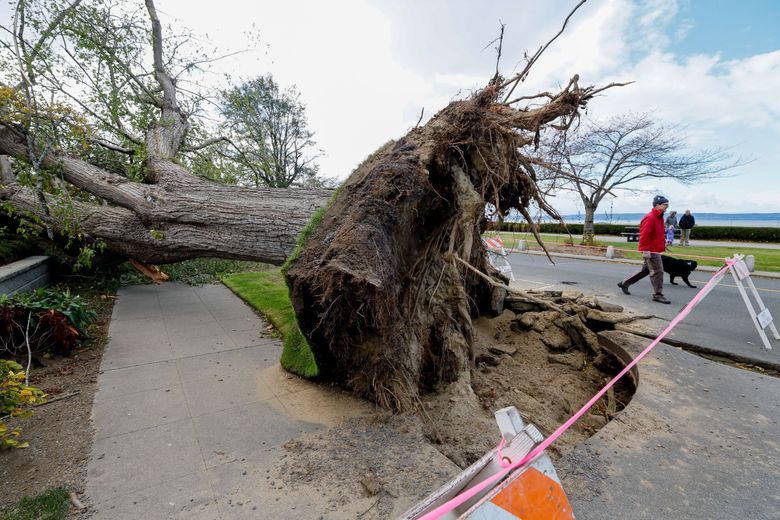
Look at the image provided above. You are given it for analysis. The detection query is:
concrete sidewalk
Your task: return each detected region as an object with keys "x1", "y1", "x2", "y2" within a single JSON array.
[
  {"x1": 85, "y1": 283, "x2": 371, "y2": 519},
  {"x1": 559, "y1": 331, "x2": 780, "y2": 519},
  {"x1": 85, "y1": 281, "x2": 780, "y2": 519}
]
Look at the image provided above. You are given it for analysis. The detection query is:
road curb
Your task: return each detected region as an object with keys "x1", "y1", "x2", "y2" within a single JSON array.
[{"x1": 625, "y1": 329, "x2": 780, "y2": 372}]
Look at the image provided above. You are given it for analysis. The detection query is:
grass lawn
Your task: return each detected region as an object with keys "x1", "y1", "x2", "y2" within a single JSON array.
[
  {"x1": 0, "y1": 488, "x2": 70, "y2": 520},
  {"x1": 490, "y1": 232, "x2": 780, "y2": 273},
  {"x1": 221, "y1": 269, "x2": 318, "y2": 378}
]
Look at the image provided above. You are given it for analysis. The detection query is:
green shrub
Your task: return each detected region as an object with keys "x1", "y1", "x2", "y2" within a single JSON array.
[
  {"x1": 0, "y1": 234, "x2": 35, "y2": 265},
  {"x1": 5, "y1": 287, "x2": 97, "y2": 334},
  {"x1": 0, "y1": 287, "x2": 96, "y2": 357},
  {"x1": 680, "y1": 226, "x2": 780, "y2": 242},
  {"x1": 0, "y1": 359, "x2": 45, "y2": 449},
  {"x1": 161, "y1": 258, "x2": 271, "y2": 285}
]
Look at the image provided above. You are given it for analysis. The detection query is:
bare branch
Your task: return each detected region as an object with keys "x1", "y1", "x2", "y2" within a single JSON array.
[
  {"x1": 501, "y1": 0, "x2": 588, "y2": 102},
  {"x1": 505, "y1": 91, "x2": 555, "y2": 105},
  {"x1": 88, "y1": 138, "x2": 134, "y2": 154},
  {"x1": 182, "y1": 136, "x2": 229, "y2": 152},
  {"x1": 537, "y1": 112, "x2": 744, "y2": 239},
  {"x1": 414, "y1": 107, "x2": 425, "y2": 129}
]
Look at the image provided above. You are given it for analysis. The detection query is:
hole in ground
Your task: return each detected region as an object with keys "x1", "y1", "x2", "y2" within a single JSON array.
[{"x1": 419, "y1": 310, "x2": 638, "y2": 468}]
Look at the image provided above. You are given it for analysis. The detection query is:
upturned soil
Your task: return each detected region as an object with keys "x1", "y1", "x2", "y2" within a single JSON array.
[
  {"x1": 273, "y1": 305, "x2": 635, "y2": 518},
  {"x1": 0, "y1": 287, "x2": 115, "y2": 515},
  {"x1": 417, "y1": 309, "x2": 631, "y2": 468}
]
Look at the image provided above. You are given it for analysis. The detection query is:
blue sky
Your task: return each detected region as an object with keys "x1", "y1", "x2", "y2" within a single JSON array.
[{"x1": 670, "y1": 0, "x2": 779, "y2": 60}]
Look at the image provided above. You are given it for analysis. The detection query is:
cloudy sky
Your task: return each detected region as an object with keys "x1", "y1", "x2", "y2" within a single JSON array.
[{"x1": 124, "y1": 1, "x2": 780, "y2": 213}]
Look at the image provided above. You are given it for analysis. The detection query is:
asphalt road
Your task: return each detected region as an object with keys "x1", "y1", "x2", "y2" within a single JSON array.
[{"x1": 507, "y1": 252, "x2": 780, "y2": 368}]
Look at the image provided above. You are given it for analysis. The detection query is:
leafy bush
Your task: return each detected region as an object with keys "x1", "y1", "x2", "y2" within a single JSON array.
[
  {"x1": 0, "y1": 287, "x2": 96, "y2": 357},
  {"x1": 0, "y1": 359, "x2": 45, "y2": 449},
  {"x1": 679, "y1": 226, "x2": 780, "y2": 242},
  {"x1": 0, "y1": 233, "x2": 36, "y2": 265}
]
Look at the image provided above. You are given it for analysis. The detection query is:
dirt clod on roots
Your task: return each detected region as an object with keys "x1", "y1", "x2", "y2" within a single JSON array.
[{"x1": 286, "y1": 82, "x2": 600, "y2": 410}]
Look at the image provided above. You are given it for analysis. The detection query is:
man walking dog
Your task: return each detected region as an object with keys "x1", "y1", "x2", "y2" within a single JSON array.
[{"x1": 617, "y1": 195, "x2": 671, "y2": 304}]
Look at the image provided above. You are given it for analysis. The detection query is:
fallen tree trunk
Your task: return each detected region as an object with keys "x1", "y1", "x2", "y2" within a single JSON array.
[
  {"x1": 0, "y1": 139, "x2": 331, "y2": 264},
  {"x1": 286, "y1": 80, "x2": 608, "y2": 409}
]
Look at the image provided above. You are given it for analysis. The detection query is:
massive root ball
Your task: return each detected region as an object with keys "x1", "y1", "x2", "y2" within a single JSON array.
[{"x1": 286, "y1": 81, "x2": 601, "y2": 409}]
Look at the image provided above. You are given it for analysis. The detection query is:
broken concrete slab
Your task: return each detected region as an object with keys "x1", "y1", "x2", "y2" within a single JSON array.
[{"x1": 558, "y1": 330, "x2": 780, "y2": 519}]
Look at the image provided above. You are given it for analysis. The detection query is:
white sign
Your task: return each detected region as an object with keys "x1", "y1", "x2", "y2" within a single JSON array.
[
  {"x1": 757, "y1": 308, "x2": 774, "y2": 329},
  {"x1": 734, "y1": 259, "x2": 751, "y2": 280},
  {"x1": 726, "y1": 255, "x2": 780, "y2": 351}
]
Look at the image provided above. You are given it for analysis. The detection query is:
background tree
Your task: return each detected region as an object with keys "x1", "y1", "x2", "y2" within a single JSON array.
[
  {"x1": 541, "y1": 113, "x2": 740, "y2": 242},
  {"x1": 220, "y1": 75, "x2": 320, "y2": 188}
]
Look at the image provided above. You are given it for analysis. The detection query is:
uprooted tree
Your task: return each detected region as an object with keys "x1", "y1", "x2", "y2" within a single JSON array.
[
  {"x1": 0, "y1": 0, "x2": 330, "y2": 265},
  {"x1": 2, "y1": 0, "x2": 625, "y2": 409},
  {"x1": 285, "y1": 19, "x2": 629, "y2": 407}
]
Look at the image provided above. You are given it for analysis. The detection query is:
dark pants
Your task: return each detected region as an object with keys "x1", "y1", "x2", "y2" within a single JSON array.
[{"x1": 622, "y1": 253, "x2": 664, "y2": 296}]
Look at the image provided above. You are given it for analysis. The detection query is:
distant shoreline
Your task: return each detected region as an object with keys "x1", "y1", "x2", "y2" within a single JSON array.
[
  {"x1": 559, "y1": 219, "x2": 780, "y2": 228},
  {"x1": 505, "y1": 213, "x2": 780, "y2": 228}
]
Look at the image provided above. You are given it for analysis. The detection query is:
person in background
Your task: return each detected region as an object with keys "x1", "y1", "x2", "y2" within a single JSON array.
[
  {"x1": 617, "y1": 195, "x2": 671, "y2": 304},
  {"x1": 679, "y1": 209, "x2": 696, "y2": 246},
  {"x1": 666, "y1": 224, "x2": 675, "y2": 246},
  {"x1": 665, "y1": 210, "x2": 678, "y2": 233}
]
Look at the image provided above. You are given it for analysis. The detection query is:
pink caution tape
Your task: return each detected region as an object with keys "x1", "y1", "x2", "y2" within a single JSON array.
[{"x1": 418, "y1": 260, "x2": 733, "y2": 520}]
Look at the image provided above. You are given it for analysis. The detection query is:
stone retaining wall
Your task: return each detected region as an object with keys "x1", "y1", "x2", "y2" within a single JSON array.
[{"x1": 0, "y1": 256, "x2": 50, "y2": 296}]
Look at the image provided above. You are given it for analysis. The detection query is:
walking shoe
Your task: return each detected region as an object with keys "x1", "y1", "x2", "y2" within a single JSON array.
[
  {"x1": 617, "y1": 282, "x2": 630, "y2": 295},
  {"x1": 653, "y1": 294, "x2": 671, "y2": 304}
]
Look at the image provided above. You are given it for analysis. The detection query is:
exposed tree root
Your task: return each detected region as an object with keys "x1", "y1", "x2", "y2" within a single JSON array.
[{"x1": 287, "y1": 78, "x2": 621, "y2": 409}]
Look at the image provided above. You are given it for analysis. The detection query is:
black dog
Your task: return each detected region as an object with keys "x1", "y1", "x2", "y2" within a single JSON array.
[{"x1": 661, "y1": 255, "x2": 698, "y2": 288}]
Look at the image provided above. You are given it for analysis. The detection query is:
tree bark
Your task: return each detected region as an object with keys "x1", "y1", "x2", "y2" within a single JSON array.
[
  {"x1": 0, "y1": 163, "x2": 331, "y2": 264},
  {"x1": 582, "y1": 200, "x2": 596, "y2": 244},
  {"x1": 0, "y1": 128, "x2": 330, "y2": 264}
]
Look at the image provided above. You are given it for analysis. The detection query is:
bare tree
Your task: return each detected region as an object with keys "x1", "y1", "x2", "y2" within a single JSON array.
[{"x1": 541, "y1": 114, "x2": 740, "y2": 242}]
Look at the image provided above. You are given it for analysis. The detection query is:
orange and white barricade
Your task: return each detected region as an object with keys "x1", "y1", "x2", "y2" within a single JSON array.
[
  {"x1": 482, "y1": 236, "x2": 515, "y2": 281},
  {"x1": 401, "y1": 406, "x2": 574, "y2": 520}
]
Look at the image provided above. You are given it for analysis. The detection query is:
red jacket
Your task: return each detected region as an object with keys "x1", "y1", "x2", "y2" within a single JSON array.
[{"x1": 638, "y1": 208, "x2": 666, "y2": 253}]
